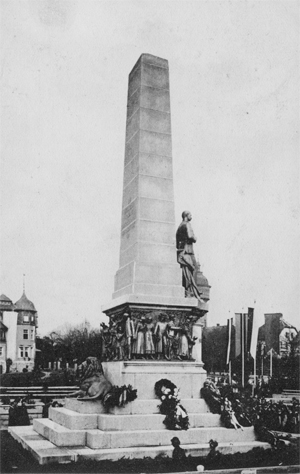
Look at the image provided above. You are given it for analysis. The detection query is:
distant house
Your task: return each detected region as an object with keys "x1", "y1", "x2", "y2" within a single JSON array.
[
  {"x1": 258, "y1": 313, "x2": 298, "y2": 357},
  {"x1": 202, "y1": 312, "x2": 298, "y2": 375},
  {"x1": 0, "y1": 291, "x2": 38, "y2": 373}
]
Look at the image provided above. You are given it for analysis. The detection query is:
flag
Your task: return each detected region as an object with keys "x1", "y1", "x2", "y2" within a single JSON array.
[
  {"x1": 226, "y1": 317, "x2": 233, "y2": 365},
  {"x1": 235, "y1": 309, "x2": 254, "y2": 358},
  {"x1": 250, "y1": 308, "x2": 259, "y2": 359},
  {"x1": 246, "y1": 308, "x2": 254, "y2": 357},
  {"x1": 235, "y1": 313, "x2": 242, "y2": 357}
]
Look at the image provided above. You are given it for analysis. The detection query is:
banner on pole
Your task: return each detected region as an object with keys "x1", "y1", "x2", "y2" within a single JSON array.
[
  {"x1": 235, "y1": 313, "x2": 242, "y2": 357},
  {"x1": 250, "y1": 308, "x2": 259, "y2": 359},
  {"x1": 235, "y1": 310, "x2": 254, "y2": 359},
  {"x1": 226, "y1": 317, "x2": 233, "y2": 365}
]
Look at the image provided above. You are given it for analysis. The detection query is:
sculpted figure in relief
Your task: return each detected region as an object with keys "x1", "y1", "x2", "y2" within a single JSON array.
[
  {"x1": 144, "y1": 317, "x2": 155, "y2": 359},
  {"x1": 154, "y1": 313, "x2": 168, "y2": 360}
]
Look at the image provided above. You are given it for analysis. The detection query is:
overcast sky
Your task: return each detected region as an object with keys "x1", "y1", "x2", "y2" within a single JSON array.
[{"x1": 1, "y1": 0, "x2": 299, "y2": 336}]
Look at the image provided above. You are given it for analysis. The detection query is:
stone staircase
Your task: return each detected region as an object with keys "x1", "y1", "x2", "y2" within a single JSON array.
[{"x1": 9, "y1": 396, "x2": 270, "y2": 465}]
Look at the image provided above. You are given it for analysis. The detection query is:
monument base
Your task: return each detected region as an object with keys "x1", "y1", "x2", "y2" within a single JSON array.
[
  {"x1": 102, "y1": 293, "x2": 209, "y2": 319},
  {"x1": 8, "y1": 361, "x2": 270, "y2": 465},
  {"x1": 102, "y1": 360, "x2": 207, "y2": 399}
]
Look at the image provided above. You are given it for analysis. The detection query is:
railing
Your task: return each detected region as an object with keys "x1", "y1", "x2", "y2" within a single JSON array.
[
  {"x1": 0, "y1": 403, "x2": 44, "y2": 430},
  {"x1": 0, "y1": 385, "x2": 79, "y2": 400},
  {"x1": 0, "y1": 386, "x2": 79, "y2": 430}
]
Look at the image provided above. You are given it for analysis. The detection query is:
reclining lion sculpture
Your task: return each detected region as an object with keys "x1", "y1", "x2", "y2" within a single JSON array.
[{"x1": 69, "y1": 357, "x2": 112, "y2": 401}]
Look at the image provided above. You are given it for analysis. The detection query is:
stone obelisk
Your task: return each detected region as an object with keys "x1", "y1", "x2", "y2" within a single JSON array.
[{"x1": 103, "y1": 54, "x2": 206, "y2": 318}]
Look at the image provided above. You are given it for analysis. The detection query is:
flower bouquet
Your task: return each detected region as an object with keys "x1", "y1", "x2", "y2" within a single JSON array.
[{"x1": 154, "y1": 378, "x2": 189, "y2": 430}]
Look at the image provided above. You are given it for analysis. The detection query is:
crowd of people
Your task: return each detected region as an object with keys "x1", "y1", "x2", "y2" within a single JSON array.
[{"x1": 201, "y1": 377, "x2": 299, "y2": 435}]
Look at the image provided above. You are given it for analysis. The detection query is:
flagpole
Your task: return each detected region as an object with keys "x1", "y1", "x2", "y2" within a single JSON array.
[
  {"x1": 253, "y1": 356, "x2": 256, "y2": 396},
  {"x1": 229, "y1": 360, "x2": 232, "y2": 384},
  {"x1": 241, "y1": 312, "x2": 245, "y2": 388},
  {"x1": 270, "y1": 348, "x2": 273, "y2": 377}
]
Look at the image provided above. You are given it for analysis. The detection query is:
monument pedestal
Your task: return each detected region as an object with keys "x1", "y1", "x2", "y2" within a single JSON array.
[
  {"x1": 102, "y1": 360, "x2": 207, "y2": 399},
  {"x1": 9, "y1": 361, "x2": 270, "y2": 465}
]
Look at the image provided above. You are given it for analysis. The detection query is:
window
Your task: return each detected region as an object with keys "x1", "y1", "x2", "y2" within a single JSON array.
[
  {"x1": 19, "y1": 346, "x2": 24, "y2": 357},
  {"x1": 23, "y1": 329, "x2": 28, "y2": 340},
  {"x1": 31, "y1": 329, "x2": 35, "y2": 340},
  {"x1": 24, "y1": 347, "x2": 29, "y2": 358},
  {"x1": 0, "y1": 347, "x2": 3, "y2": 356},
  {"x1": 23, "y1": 315, "x2": 29, "y2": 322}
]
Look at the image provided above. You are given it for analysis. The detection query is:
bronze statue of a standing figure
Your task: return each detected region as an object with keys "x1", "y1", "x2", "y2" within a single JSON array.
[{"x1": 176, "y1": 211, "x2": 202, "y2": 301}]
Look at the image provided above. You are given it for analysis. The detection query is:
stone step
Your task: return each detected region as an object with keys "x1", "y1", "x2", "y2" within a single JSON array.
[
  {"x1": 49, "y1": 407, "x2": 98, "y2": 430},
  {"x1": 87, "y1": 426, "x2": 257, "y2": 449},
  {"x1": 64, "y1": 398, "x2": 107, "y2": 414},
  {"x1": 97, "y1": 412, "x2": 222, "y2": 431},
  {"x1": 8, "y1": 425, "x2": 271, "y2": 465},
  {"x1": 8, "y1": 425, "x2": 77, "y2": 464},
  {"x1": 64, "y1": 397, "x2": 210, "y2": 415},
  {"x1": 33, "y1": 418, "x2": 86, "y2": 447},
  {"x1": 76, "y1": 440, "x2": 271, "y2": 462}
]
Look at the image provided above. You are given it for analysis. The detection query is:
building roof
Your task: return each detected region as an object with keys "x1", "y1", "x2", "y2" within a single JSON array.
[
  {"x1": 0, "y1": 294, "x2": 12, "y2": 302},
  {"x1": 0, "y1": 294, "x2": 15, "y2": 311},
  {"x1": 280, "y1": 318, "x2": 297, "y2": 331},
  {"x1": 14, "y1": 292, "x2": 37, "y2": 312},
  {"x1": 0, "y1": 320, "x2": 8, "y2": 331}
]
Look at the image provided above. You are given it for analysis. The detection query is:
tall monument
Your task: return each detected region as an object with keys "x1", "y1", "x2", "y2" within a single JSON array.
[
  {"x1": 103, "y1": 54, "x2": 208, "y2": 320},
  {"x1": 7, "y1": 56, "x2": 262, "y2": 466}
]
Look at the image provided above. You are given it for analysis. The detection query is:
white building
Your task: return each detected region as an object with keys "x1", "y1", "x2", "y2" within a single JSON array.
[{"x1": 0, "y1": 292, "x2": 38, "y2": 373}]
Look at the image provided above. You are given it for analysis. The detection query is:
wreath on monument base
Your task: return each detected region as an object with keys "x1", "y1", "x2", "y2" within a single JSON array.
[
  {"x1": 103, "y1": 384, "x2": 137, "y2": 408},
  {"x1": 154, "y1": 379, "x2": 189, "y2": 430}
]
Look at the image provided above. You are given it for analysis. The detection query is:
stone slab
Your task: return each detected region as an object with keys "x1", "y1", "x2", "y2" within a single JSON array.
[
  {"x1": 101, "y1": 361, "x2": 206, "y2": 400},
  {"x1": 139, "y1": 153, "x2": 173, "y2": 180},
  {"x1": 108, "y1": 398, "x2": 210, "y2": 415},
  {"x1": 125, "y1": 131, "x2": 139, "y2": 165},
  {"x1": 49, "y1": 406, "x2": 98, "y2": 430},
  {"x1": 127, "y1": 87, "x2": 140, "y2": 121},
  {"x1": 134, "y1": 263, "x2": 182, "y2": 285},
  {"x1": 131, "y1": 283, "x2": 186, "y2": 298},
  {"x1": 128, "y1": 64, "x2": 141, "y2": 98},
  {"x1": 140, "y1": 54, "x2": 169, "y2": 70},
  {"x1": 122, "y1": 174, "x2": 138, "y2": 207},
  {"x1": 64, "y1": 398, "x2": 107, "y2": 414},
  {"x1": 138, "y1": 219, "x2": 175, "y2": 245},
  {"x1": 140, "y1": 85, "x2": 171, "y2": 113},
  {"x1": 8, "y1": 426, "x2": 77, "y2": 464},
  {"x1": 139, "y1": 173, "x2": 174, "y2": 201},
  {"x1": 141, "y1": 62, "x2": 170, "y2": 90},
  {"x1": 103, "y1": 293, "x2": 199, "y2": 312},
  {"x1": 140, "y1": 107, "x2": 171, "y2": 135},
  {"x1": 139, "y1": 196, "x2": 175, "y2": 222},
  {"x1": 8, "y1": 425, "x2": 270, "y2": 465},
  {"x1": 33, "y1": 418, "x2": 86, "y2": 447},
  {"x1": 97, "y1": 412, "x2": 221, "y2": 431},
  {"x1": 139, "y1": 129, "x2": 172, "y2": 157},
  {"x1": 86, "y1": 426, "x2": 257, "y2": 450},
  {"x1": 126, "y1": 107, "x2": 140, "y2": 141},
  {"x1": 75, "y1": 441, "x2": 270, "y2": 462}
]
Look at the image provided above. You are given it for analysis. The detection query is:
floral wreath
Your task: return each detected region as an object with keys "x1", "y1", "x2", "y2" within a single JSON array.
[
  {"x1": 103, "y1": 384, "x2": 137, "y2": 408},
  {"x1": 154, "y1": 379, "x2": 189, "y2": 430}
]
